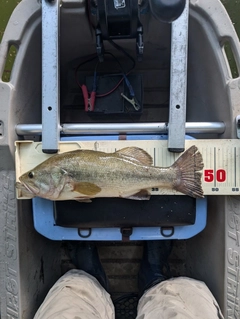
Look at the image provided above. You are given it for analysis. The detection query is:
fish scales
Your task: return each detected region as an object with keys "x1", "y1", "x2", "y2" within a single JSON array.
[
  {"x1": 44, "y1": 151, "x2": 175, "y2": 190},
  {"x1": 52, "y1": 153, "x2": 167, "y2": 191}
]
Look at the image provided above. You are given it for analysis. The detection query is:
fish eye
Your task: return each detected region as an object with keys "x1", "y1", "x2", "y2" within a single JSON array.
[{"x1": 28, "y1": 172, "x2": 34, "y2": 179}]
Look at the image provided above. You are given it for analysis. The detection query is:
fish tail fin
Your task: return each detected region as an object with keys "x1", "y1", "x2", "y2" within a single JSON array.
[{"x1": 171, "y1": 145, "x2": 204, "y2": 198}]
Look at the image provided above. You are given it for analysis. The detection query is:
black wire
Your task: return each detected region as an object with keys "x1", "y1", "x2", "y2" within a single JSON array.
[
  {"x1": 75, "y1": 54, "x2": 98, "y2": 90},
  {"x1": 104, "y1": 51, "x2": 126, "y2": 74},
  {"x1": 75, "y1": 54, "x2": 98, "y2": 73},
  {"x1": 75, "y1": 44, "x2": 136, "y2": 98},
  {"x1": 75, "y1": 52, "x2": 124, "y2": 82},
  {"x1": 94, "y1": 51, "x2": 136, "y2": 98},
  {"x1": 108, "y1": 39, "x2": 136, "y2": 73},
  {"x1": 75, "y1": 41, "x2": 135, "y2": 76}
]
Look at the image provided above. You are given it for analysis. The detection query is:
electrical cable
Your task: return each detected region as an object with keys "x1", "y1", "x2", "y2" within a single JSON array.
[
  {"x1": 96, "y1": 51, "x2": 130, "y2": 98},
  {"x1": 96, "y1": 51, "x2": 135, "y2": 98},
  {"x1": 87, "y1": 0, "x2": 97, "y2": 29},
  {"x1": 75, "y1": 53, "x2": 132, "y2": 98},
  {"x1": 74, "y1": 54, "x2": 98, "y2": 89},
  {"x1": 108, "y1": 39, "x2": 136, "y2": 73},
  {"x1": 75, "y1": 54, "x2": 124, "y2": 98},
  {"x1": 75, "y1": 43, "x2": 136, "y2": 100}
]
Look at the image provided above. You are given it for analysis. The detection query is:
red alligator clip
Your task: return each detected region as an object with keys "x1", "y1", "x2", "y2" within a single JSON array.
[{"x1": 81, "y1": 85, "x2": 96, "y2": 112}]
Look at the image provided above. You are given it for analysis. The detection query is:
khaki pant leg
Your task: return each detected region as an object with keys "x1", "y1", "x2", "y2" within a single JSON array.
[
  {"x1": 34, "y1": 269, "x2": 115, "y2": 319},
  {"x1": 136, "y1": 277, "x2": 224, "y2": 319}
]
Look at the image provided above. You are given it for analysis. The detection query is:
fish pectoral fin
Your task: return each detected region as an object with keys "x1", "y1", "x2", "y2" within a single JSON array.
[
  {"x1": 122, "y1": 189, "x2": 151, "y2": 200},
  {"x1": 74, "y1": 182, "x2": 101, "y2": 196},
  {"x1": 115, "y1": 147, "x2": 153, "y2": 166}
]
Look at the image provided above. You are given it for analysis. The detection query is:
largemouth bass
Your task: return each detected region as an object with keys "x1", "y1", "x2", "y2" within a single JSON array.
[{"x1": 16, "y1": 145, "x2": 204, "y2": 201}]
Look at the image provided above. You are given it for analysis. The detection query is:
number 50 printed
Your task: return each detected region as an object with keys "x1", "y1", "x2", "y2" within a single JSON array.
[{"x1": 204, "y1": 169, "x2": 226, "y2": 183}]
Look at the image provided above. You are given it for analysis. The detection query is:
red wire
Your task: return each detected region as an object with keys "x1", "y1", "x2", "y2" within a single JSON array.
[
  {"x1": 96, "y1": 77, "x2": 125, "y2": 97},
  {"x1": 75, "y1": 70, "x2": 128, "y2": 98},
  {"x1": 75, "y1": 56, "x2": 131, "y2": 98},
  {"x1": 96, "y1": 69, "x2": 132, "y2": 97}
]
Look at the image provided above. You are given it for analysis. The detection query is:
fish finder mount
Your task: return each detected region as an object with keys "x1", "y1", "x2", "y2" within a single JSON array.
[{"x1": 91, "y1": 0, "x2": 186, "y2": 62}]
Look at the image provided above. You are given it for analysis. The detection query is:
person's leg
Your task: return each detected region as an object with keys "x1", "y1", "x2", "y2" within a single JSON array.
[
  {"x1": 34, "y1": 269, "x2": 115, "y2": 319},
  {"x1": 138, "y1": 240, "x2": 172, "y2": 296},
  {"x1": 34, "y1": 242, "x2": 114, "y2": 319},
  {"x1": 137, "y1": 240, "x2": 224, "y2": 319},
  {"x1": 69, "y1": 241, "x2": 109, "y2": 291},
  {"x1": 137, "y1": 277, "x2": 224, "y2": 319}
]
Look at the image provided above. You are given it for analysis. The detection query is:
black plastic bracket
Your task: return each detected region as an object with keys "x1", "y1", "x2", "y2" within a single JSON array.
[
  {"x1": 78, "y1": 228, "x2": 92, "y2": 238},
  {"x1": 93, "y1": 0, "x2": 143, "y2": 61},
  {"x1": 121, "y1": 227, "x2": 133, "y2": 241},
  {"x1": 161, "y1": 226, "x2": 175, "y2": 238}
]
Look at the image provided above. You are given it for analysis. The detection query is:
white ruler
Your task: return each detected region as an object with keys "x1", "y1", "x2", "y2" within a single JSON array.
[{"x1": 15, "y1": 139, "x2": 240, "y2": 198}]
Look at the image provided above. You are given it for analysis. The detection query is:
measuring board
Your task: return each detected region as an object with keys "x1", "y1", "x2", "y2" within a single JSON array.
[{"x1": 15, "y1": 139, "x2": 240, "y2": 199}]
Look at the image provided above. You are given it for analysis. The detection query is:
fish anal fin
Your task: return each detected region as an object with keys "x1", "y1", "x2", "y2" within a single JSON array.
[
  {"x1": 122, "y1": 189, "x2": 151, "y2": 200},
  {"x1": 74, "y1": 197, "x2": 92, "y2": 203},
  {"x1": 171, "y1": 145, "x2": 204, "y2": 198},
  {"x1": 116, "y1": 147, "x2": 153, "y2": 166},
  {"x1": 74, "y1": 182, "x2": 101, "y2": 196}
]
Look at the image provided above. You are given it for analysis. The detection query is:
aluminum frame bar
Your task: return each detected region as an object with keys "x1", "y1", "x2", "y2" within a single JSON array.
[
  {"x1": 42, "y1": 0, "x2": 60, "y2": 153},
  {"x1": 16, "y1": 122, "x2": 225, "y2": 136},
  {"x1": 168, "y1": 0, "x2": 189, "y2": 152}
]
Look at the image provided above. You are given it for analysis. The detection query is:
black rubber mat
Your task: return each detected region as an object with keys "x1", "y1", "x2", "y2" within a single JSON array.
[{"x1": 113, "y1": 293, "x2": 139, "y2": 319}]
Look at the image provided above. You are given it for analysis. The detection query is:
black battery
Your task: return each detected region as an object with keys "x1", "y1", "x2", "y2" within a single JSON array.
[{"x1": 85, "y1": 73, "x2": 143, "y2": 115}]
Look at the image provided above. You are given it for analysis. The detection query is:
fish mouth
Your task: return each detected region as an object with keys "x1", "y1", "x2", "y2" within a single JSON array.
[{"x1": 16, "y1": 180, "x2": 40, "y2": 196}]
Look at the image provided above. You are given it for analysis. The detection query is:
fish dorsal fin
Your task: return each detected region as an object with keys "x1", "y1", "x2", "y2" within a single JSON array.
[{"x1": 116, "y1": 147, "x2": 153, "y2": 166}]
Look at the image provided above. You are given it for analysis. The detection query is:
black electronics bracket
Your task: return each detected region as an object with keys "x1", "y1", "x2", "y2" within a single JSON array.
[
  {"x1": 92, "y1": 0, "x2": 186, "y2": 62},
  {"x1": 93, "y1": 0, "x2": 144, "y2": 61}
]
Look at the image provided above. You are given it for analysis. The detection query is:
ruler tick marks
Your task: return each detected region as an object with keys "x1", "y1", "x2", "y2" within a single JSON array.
[
  {"x1": 211, "y1": 147, "x2": 219, "y2": 192},
  {"x1": 234, "y1": 147, "x2": 236, "y2": 188},
  {"x1": 232, "y1": 147, "x2": 239, "y2": 192},
  {"x1": 214, "y1": 147, "x2": 216, "y2": 187}
]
